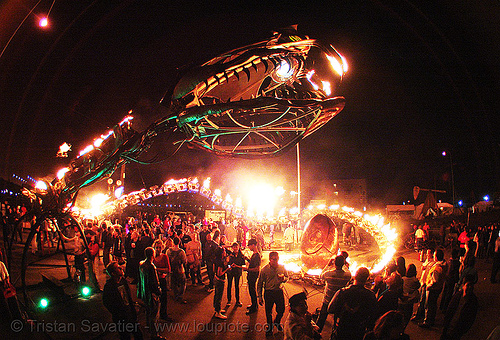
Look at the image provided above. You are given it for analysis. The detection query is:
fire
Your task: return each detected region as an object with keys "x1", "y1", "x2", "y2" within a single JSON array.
[
  {"x1": 281, "y1": 206, "x2": 399, "y2": 278},
  {"x1": 94, "y1": 175, "x2": 398, "y2": 276},
  {"x1": 279, "y1": 253, "x2": 303, "y2": 273}
]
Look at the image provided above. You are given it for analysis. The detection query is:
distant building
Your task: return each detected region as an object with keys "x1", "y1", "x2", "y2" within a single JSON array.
[
  {"x1": 386, "y1": 204, "x2": 416, "y2": 219},
  {"x1": 304, "y1": 178, "x2": 368, "y2": 209}
]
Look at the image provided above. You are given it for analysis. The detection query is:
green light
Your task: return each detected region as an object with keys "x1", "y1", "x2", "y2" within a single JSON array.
[
  {"x1": 81, "y1": 286, "x2": 91, "y2": 297},
  {"x1": 39, "y1": 298, "x2": 49, "y2": 308}
]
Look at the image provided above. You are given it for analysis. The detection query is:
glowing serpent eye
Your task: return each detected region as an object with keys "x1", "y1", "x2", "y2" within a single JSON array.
[{"x1": 273, "y1": 59, "x2": 296, "y2": 82}]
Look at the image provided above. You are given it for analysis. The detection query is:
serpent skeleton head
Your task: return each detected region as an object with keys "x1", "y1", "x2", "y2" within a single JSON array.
[{"x1": 167, "y1": 27, "x2": 347, "y2": 157}]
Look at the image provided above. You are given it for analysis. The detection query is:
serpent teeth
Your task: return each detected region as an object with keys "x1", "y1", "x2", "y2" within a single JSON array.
[
  {"x1": 243, "y1": 68, "x2": 251, "y2": 82},
  {"x1": 262, "y1": 59, "x2": 269, "y2": 73},
  {"x1": 251, "y1": 62, "x2": 258, "y2": 72}
]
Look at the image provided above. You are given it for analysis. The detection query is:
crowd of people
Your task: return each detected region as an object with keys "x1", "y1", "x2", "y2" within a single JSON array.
[
  {"x1": 1, "y1": 199, "x2": 500, "y2": 339},
  {"x1": 97, "y1": 212, "x2": 499, "y2": 339}
]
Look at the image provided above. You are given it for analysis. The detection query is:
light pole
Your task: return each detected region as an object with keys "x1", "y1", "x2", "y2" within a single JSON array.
[
  {"x1": 296, "y1": 142, "x2": 301, "y2": 231},
  {"x1": 442, "y1": 151, "x2": 455, "y2": 206}
]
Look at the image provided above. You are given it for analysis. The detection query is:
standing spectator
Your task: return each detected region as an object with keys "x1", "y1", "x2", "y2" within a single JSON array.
[
  {"x1": 422, "y1": 223, "x2": 430, "y2": 242},
  {"x1": 316, "y1": 255, "x2": 351, "y2": 332},
  {"x1": 448, "y1": 221, "x2": 459, "y2": 249},
  {"x1": 440, "y1": 248, "x2": 460, "y2": 310},
  {"x1": 226, "y1": 242, "x2": 245, "y2": 306},
  {"x1": 185, "y1": 233, "x2": 203, "y2": 286},
  {"x1": 102, "y1": 226, "x2": 114, "y2": 270},
  {"x1": 328, "y1": 267, "x2": 377, "y2": 340},
  {"x1": 137, "y1": 227, "x2": 154, "y2": 261},
  {"x1": 74, "y1": 231, "x2": 86, "y2": 283},
  {"x1": 225, "y1": 221, "x2": 237, "y2": 245},
  {"x1": 254, "y1": 227, "x2": 266, "y2": 254},
  {"x1": 474, "y1": 227, "x2": 485, "y2": 258},
  {"x1": 458, "y1": 228, "x2": 470, "y2": 252},
  {"x1": 244, "y1": 238, "x2": 261, "y2": 315},
  {"x1": 439, "y1": 223, "x2": 446, "y2": 247},
  {"x1": 204, "y1": 232, "x2": 219, "y2": 292},
  {"x1": 137, "y1": 247, "x2": 161, "y2": 338},
  {"x1": 268, "y1": 224, "x2": 275, "y2": 249},
  {"x1": 372, "y1": 263, "x2": 398, "y2": 298},
  {"x1": 0, "y1": 259, "x2": 23, "y2": 321},
  {"x1": 415, "y1": 225, "x2": 425, "y2": 257},
  {"x1": 491, "y1": 232, "x2": 500, "y2": 283},
  {"x1": 102, "y1": 261, "x2": 143, "y2": 340},
  {"x1": 88, "y1": 235, "x2": 99, "y2": 266},
  {"x1": 376, "y1": 272, "x2": 403, "y2": 319},
  {"x1": 113, "y1": 228, "x2": 124, "y2": 265},
  {"x1": 167, "y1": 237, "x2": 187, "y2": 303},
  {"x1": 283, "y1": 292, "x2": 321, "y2": 340},
  {"x1": 457, "y1": 256, "x2": 478, "y2": 290},
  {"x1": 236, "y1": 223, "x2": 245, "y2": 249},
  {"x1": 441, "y1": 276, "x2": 478, "y2": 340},
  {"x1": 411, "y1": 248, "x2": 435, "y2": 322},
  {"x1": 128, "y1": 227, "x2": 143, "y2": 284},
  {"x1": 341, "y1": 251, "x2": 350, "y2": 271},
  {"x1": 419, "y1": 249, "x2": 447, "y2": 328},
  {"x1": 487, "y1": 225, "x2": 498, "y2": 258},
  {"x1": 179, "y1": 228, "x2": 192, "y2": 250},
  {"x1": 199, "y1": 223, "x2": 210, "y2": 264},
  {"x1": 283, "y1": 223, "x2": 295, "y2": 251},
  {"x1": 460, "y1": 239, "x2": 477, "y2": 274},
  {"x1": 213, "y1": 246, "x2": 230, "y2": 319},
  {"x1": 46, "y1": 219, "x2": 56, "y2": 248},
  {"x1": 153, "y1": 240, "x2": 172, "y2": 322},
  {"x1": 396, "y1": 257, "x2": 406, "y2": 277},
  {"x1": 398, "y1": 264, "x2": 420, "y2": 329},
  {"x1": 257, "y1": 251, "x2": 289, "y2": 336},
  {"x1": 342, "y1": 222, "x2": 353, "y2": 247}
]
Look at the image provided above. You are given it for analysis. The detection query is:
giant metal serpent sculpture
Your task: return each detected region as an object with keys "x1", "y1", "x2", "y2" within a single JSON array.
[{"x1": 18, "y1": 27, "x2": 347, "y2": 303}]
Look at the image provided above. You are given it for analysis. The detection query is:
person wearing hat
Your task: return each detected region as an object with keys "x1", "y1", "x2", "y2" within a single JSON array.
[{"x1": 284, "y1": 291, "x2": 321, "y2": 340}]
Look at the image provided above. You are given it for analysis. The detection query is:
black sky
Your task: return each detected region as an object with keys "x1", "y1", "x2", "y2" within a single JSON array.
[{"x1": 1, "y1": 0, "x2": 499, "y2": 208}]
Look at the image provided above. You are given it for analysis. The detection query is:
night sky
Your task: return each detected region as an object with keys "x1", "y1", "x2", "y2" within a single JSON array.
[{"x1": 1, "y1": 1, "x2": 499, "y2": 208}]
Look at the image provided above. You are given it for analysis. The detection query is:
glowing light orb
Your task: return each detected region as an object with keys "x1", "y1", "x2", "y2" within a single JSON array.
[
  {"x1": 35, "y1": 180, "x2": 48, "y2": 191},
  {"x1": 81, "y1": 286, "x2": 91, "y2": 297},
  {"x1": 39, "y1": 298, "x2": 49, "y2": 308},
  {"x1": 39, "y1": 17, "x2": 48, "y2": 28}
]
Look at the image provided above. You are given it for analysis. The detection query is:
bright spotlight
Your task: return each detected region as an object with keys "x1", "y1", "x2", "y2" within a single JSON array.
[{"x1": 483, "y1": 195, "x2": 489, "y2": 201}]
